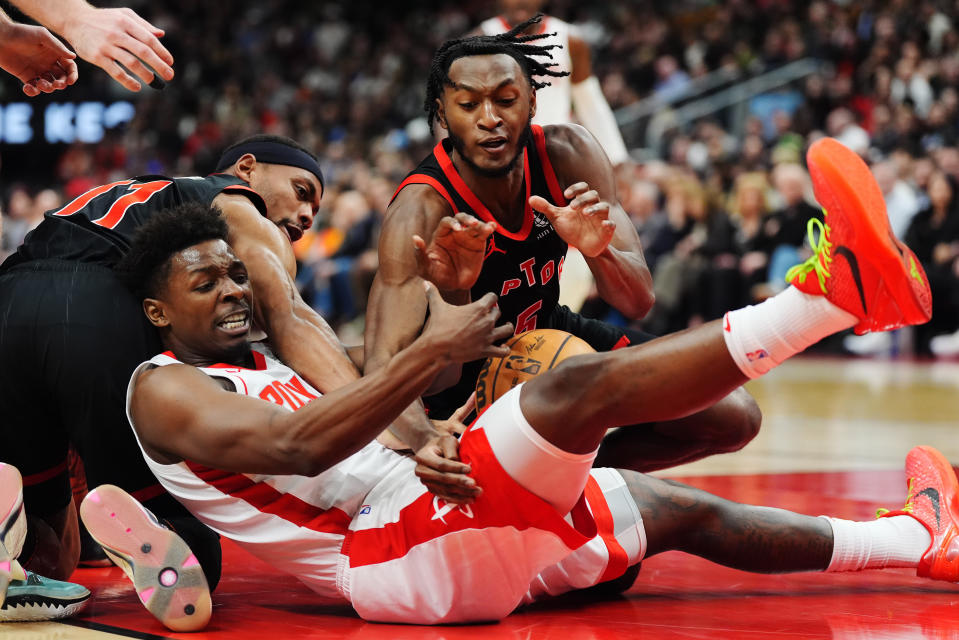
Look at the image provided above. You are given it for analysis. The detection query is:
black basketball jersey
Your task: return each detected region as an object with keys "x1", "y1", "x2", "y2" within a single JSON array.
[
  {"x1": 394, "y1": 125, "x2": 570, "y2": 417},
  {"x1": 1, "y1": 174, "x2": 265, "y2": 270},
  {"x1": 394, "y1": 125, "x2": 569, "y2": 334}
]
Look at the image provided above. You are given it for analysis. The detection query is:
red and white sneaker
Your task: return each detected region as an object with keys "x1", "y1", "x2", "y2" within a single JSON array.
[
  {"x1": 879, "y1": 446, "x2": 959, "y2": 581},
  {"x1": 80, "y1": 485, "x2": 211, "y2": 632},
  {"x1": 786, "y1": 137, "x2": 932, "y2": 334},
  {"x1": 0, "y1": 463, "x2": 26, "y2": 610}
]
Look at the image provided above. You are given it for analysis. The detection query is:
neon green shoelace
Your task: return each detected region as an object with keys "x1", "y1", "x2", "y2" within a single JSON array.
[
  {"x1": 784, "y1": 216, "x2": 833, "y2": 294},
  {"x1": 876, "y1": 477, "x2": 915, "y2": 518}
]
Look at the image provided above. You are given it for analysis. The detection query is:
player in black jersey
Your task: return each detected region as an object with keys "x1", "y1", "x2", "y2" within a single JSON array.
[
  {"x1": 0, "y1": 135, "x2": 368, "y2": 595},
  {"x1": 365, "y1": 17, "x2": 761, "y2": 474}
]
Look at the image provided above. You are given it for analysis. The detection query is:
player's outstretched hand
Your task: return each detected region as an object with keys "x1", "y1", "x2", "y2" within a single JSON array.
[
  {"x1": 413, "y1": 433, "x2": 481, "y2": 504},
  {"x1": 422, "y1": 283, "x2": 513, "y2": 364},
  {"x1": 529, "y1": 182, "x2": 616, "y2": 257},
  {"x1": 413, "y1": 212, "x2": 496, "y2": 291},
  {"x1": 431, "y1": 392, "x2": 475, "y2": 437},
  {"x1": 0, "y1": 22, "x2": 78, "y2": 96},
  {"x1": 60, "y1": 6, "x2": 173, "y2": 92}
]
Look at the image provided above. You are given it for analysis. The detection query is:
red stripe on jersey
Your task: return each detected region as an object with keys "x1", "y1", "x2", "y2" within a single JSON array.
[
  {"x1": 345, "y1": 427, "x2": 594, "y2": 568},
  {"x1": 611, "y1": 335, "x2": 631, "y2": 350},
  {"x1": 203, "y1": 350, "x2": 267, "y2": 371},
  {"x1": 130, "y1": 483, "x2": 167, "y2": 503},
  {"x1": 532, "y1": 125, "x2": 568, "y2": 206},
  {"x1": 584, "y1": 476, "x2": 630, "y2": 582},
  {"x1": 433, "y1": 141, "x2": 534, "y2": 241},
  {"x1": 391, "y1": 176, "x2": 458, "y2": 213},
  {"x1": 51, "y1": 180, "x2": 134, "y2": 218},
  {"x1": 21, "y1": 460, "x2": 68, "y2": 486},
  {"x1": 185, "y1": 462, "x2": 352, "y2": 535}
]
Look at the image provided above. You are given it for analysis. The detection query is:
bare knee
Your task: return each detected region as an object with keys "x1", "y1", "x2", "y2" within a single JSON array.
[
  {"x1": 708, "y1": 387, "x2": 762, "y2": 453},
  {"x1": 520, "y1": 353, "x2": 611, "y2": 452}
]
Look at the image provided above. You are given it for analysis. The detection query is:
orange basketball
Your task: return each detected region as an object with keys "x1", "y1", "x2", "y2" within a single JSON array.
[{"x1": 475, "y1": 329, "x2": 595, "y2": 413}]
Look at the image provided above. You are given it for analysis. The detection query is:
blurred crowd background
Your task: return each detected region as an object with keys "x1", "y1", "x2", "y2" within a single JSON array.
[{"x1": 2, "y1": 0, "x2": 959, "y2": 357}]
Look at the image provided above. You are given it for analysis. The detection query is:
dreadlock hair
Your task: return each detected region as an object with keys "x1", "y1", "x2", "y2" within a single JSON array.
[
  {"x1": 115, "y1": 202, "x2": 229, "y2": 301},
  {"x1": 424, "y1": 13, "x2": 569, "y2": 133}
]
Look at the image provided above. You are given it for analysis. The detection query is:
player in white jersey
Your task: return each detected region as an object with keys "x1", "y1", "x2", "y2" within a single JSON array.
[
  {"x1": 476, "y1": 2, "x2": 629, "y2": 164},
  {"x1": 74, "y1": 149, "x2": 959, "y2": 627}
]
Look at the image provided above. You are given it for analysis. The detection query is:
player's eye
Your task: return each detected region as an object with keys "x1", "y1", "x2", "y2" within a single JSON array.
[{"x1": 195, "y1": 281, "x2": 215, "y2": 292}]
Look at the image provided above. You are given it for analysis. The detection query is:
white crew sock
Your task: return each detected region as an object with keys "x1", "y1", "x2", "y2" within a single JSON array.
[
  {"x1": 722, "y1": 286, "x2": 858, "y2": 379},
  {"x1": 822, "y1": 515, "x2": 931, "y2": 572}
]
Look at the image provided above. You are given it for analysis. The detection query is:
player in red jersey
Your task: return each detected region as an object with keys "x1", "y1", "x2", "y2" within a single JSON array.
[{"x1": 365, "y1": 16, "x2": 761, "y2": 476}]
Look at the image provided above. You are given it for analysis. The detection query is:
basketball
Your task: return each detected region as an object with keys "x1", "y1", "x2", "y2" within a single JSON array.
[{"x1": 474, "y1": 329, "x2": 595, "y2": 413}]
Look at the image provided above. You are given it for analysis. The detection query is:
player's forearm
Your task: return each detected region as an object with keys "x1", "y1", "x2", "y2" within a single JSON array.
[
  {"x1": 267, "y1": 303, "x2": 361, "y2": 394},
  {"x1": 276, "y1": 336, "x2": 450, "y2": 475},
  {"x1": 585, "y1": 246, "x2": 655, "y2": 319},
  {"x1": 8, "y1": 0, "x2": 89, "y2": 35}
]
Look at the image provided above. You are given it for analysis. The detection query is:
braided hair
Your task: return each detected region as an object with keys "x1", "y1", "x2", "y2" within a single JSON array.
[{"x1": 424, "y1": 14, "x2": 569, "y2": 133}]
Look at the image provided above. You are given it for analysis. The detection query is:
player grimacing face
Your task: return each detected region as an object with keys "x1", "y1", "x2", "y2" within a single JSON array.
[
  {"x1": 144, "y1": 239, "x2": 253, "y2": 367},
  {"x1": 438, "y1": 54, "x2": 535, "y2": 178},
  {"x1": 246, "y1": 162, "x2": 322, "y2": 244}
]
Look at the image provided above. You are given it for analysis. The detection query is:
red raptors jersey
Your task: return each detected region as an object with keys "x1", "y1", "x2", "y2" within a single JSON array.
[
  {"x1": 2, "y1": 174, "x2": 264, "y2": 270},
  {"x1": 393, "y1": 125, "x2": 570, "y2": 416}
]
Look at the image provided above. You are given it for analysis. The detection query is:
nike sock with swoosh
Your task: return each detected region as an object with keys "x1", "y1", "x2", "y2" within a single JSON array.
[
  {"x1": 822, "y1": 515, "x2": 930, "y2": 572},
  {"x1": 722, "y1": 286, "x2": 857, "y2": 379}
]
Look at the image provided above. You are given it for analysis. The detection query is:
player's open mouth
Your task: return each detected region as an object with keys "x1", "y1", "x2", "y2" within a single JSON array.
[
  {"x1": 284, "y1": 224, "x2": 304, "y2": 243},
  {"x1": 478, "y1": 137, "x2": 507, "y2": 152},
  {"x1": 217, "y1": 310, "x2": 250, "y2": 333}
]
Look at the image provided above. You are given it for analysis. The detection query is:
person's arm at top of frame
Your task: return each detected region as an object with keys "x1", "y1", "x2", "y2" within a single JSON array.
[
  {"x1": 131, "y1": 284, "x2": 510, "y2": 478},
  {"x1": 0, "y1": 7, "x2": 77, "y2": 96},
  {"x1": 533, "y1": 123, "x2": 654, "y2": 320},
  {"x1": 214, "y1": 193, "x2": 362, "y2": 394},
  {"x1": 567, "y1": 31, "x2": 630, "y2": 167},
  {"x1": 9, "y1": 0, "x2": 174, "y2": 92}
]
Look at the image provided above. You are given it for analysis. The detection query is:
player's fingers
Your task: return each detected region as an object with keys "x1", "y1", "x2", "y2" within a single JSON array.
[
  {"x1": 60, "y1": 59, "x2": 79, "y2": 85},
  {"x1": 21, "y1": 83, "x2": 39, "y2": 97},
  {"x1": 564, "y1": 182, "x2": 590, "y2": 199},
  {"x1": 414, "y1": 452, "x2": 472, "y2": 477},
  {"x1": 451, "y1": 392, "x2": 476, "y2": 423},
  {"x1": 421, "y1": 483, "x2": 478, "y2": 504},
  {"x1": 47, "y1": 35, "x2": 76, "y2": 60},
  {"x1": 437, "y1": 435, "x2": 462, "y2": 461},
  {"x1": 121, "y1": 29, "x2": 175, "y2": 81},
  {"x1": 452, "y1": 212, "x2": 480, "y2": 226},
  {"x1": 412, "y1": 234, "x2": 426, "y2": 253},
  {"x1": 104, "y1": 59, "x2": 141, "y2": 91},
  {"x1": 475, "y1": 291, "x2": 500, "y2": 310},
  {"x1": 529, "y1": 195, "x2": 560, "y2": 219},
  {"x1": 34, "y1": 77, "x2": 54, "y2": 93},
  {"x1": 571, "y1": 190, "x2": 601, "y2": 210},
  {"x1": 112, "y1": 48, "x2": 155, "y2": 85},
  {"x1": 584, "y1": 202, "x2": 610, "y2": 217},
  {"x1": 124, "y1": 9, "x2": 171, "y2": 50}
]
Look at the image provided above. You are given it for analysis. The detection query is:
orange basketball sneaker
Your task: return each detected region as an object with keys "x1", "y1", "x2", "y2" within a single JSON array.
[
  {"x1": 80, "y1": 484, "x2": 212, "y2": 632},
  {"x1": 880, "y1": 446, "x2": 959, "y2": 582},
  {"x1": 786, "y1": 137, "x2": 932, "y2": 334}
]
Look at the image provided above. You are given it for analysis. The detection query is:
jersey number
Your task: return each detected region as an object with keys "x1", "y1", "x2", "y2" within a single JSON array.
[
  {"x1": 52, "y1": 179, "x2": 174, "y2": 229},
  {"x1": 515, "y1": 300, "x2": 543, "y2": 334}
]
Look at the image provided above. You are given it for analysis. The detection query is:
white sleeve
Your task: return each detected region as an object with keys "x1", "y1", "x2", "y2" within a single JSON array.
[{"x1": 570, "y1": 75, "x2": 629, "y2": 165}]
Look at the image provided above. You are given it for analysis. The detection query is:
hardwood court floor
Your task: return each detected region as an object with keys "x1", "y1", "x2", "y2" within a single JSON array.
[{"x1": 10, "y1": 356, "x2": 959, "y2": 639}]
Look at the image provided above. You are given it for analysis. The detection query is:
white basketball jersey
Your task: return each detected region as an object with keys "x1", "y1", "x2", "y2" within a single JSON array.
[
  {"x1": 125, "y1": 348, "x2": 414, "y2": 601},
  {"x1": 479, "y1": 15, "x2": 574, "y2": 125}
]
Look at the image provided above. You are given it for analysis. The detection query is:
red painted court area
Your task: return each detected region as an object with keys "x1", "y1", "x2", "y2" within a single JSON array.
[{"x1": 53, "y1": 468, "x2": 959, "y2": 639}]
